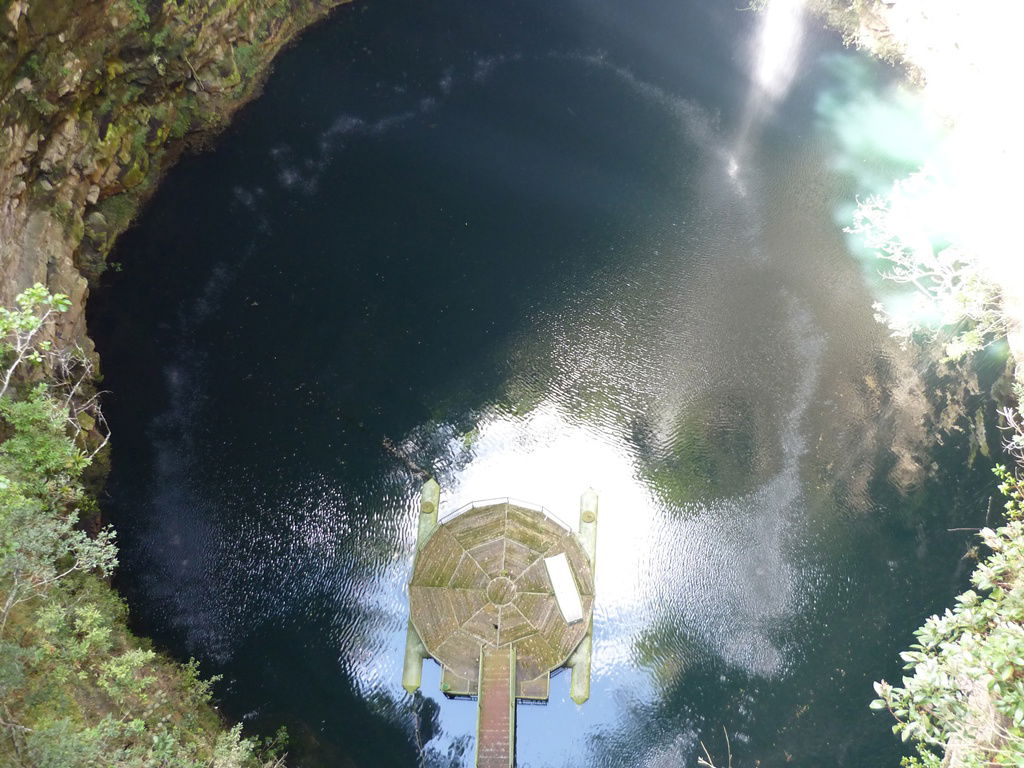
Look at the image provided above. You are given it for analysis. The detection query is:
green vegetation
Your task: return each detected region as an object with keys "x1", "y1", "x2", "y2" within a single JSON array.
[
  {"x1": 121, "y1": 0, "x2": 151, "y2": 29},
  {"x1": 813, "y1": 0, "x2": 1020, "y2": 367},
  {"x1": 847, "y1": 174, "x2": 1009, "y2": 362},
  {"x1": 0, "y1": 284, "x2": 70, "y2": 400},
  {"x1": 871, "y1": 452, "x2": 1024, "y2": 766},
  {"x1": 0, "y1": 286, "x2": 285, "y2": 767},
  {"x1": 806, "y1": 0, "x2": 906, "y2": 65},
  {"x1": 1, "y1": 2, "x2": 350, "y2": 761},
  {"x1": 798, "y1": 2, "x2": 1024, "y2": 764},
  {"x1": 1, "y1": 0, "x2": 346, "y2": 289}
]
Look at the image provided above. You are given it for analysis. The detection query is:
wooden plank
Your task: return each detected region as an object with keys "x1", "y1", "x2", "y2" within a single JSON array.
[
  {"x1": 512, "y1": 632, "x2": 560, "y2": 682},
  {"x1": 555, "y1": 597, "x2": 593, "y2": 660},
  {"x1": 466, "y1": 538, "x2": 506, "y2": 577},
  {"x1": 411, "y1": 526, "x2": 466, "y2": 587},
  {"x1": 558, "y1": 533, "x2": 595, "y2": 596},
  {"x1": 406, "y1": 499, "x2": 596, "y2": 725},
  {"x1": 436, "y1": 632, "x2": 483, "y2": 681},
  {"x1": 476, "y1": 645, "x2": 515, "y2": 768},
  {"x1": 505, "y1": 505, "x2": 562, "y2": 555},
  {"x1": 409, "y1": 585, "x2": 459, "y2": 653},
  {"x1": 516, "y1": 672, "x2": 549, "y2": 701},
  {"x1": 533, "y1": 594, "x2": 580, "y2": 664},
  {"x1": 514, "y1": 558, "x2": 553, "y2": 594},
  {"x1": 497, "y1": 604, "x2": 535, "y2": 647},
  {"x1": 502, "y1": 539, "x2": 541, "y2": 579},
  {"x1": 449, "y1": 552, "x2": 491, "y2": 590},
  {"x1": 462, "y1": 602, "x2": 500, "y2": 646},
  {"x1": 442, "y1": 664, "x2": 478, "y2": 697},
  {"x1": 449, "y1": 587, "x2": 488, "y2": 625},
  {"x1": 513, "y1": 592, "x2": 556, "y2": 626},
  {"x1": 449, "y1": 504, "x2": 507, "y2": 550}
]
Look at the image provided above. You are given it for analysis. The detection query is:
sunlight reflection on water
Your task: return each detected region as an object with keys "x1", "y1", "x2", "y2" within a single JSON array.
[{"x1": 91, "y1": 0, "x2": 988, "y2": 762}]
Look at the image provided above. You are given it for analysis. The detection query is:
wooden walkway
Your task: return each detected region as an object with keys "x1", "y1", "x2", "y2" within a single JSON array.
[
  {"x1": 407, "y1": 502, "x2": 594, "y2": 697},
  {"x1": 476, "y1": 645, "x2": 516, "y2": 768},
  {"x1": 403, "y1": 488, "x2": 600, "y2": 766}
]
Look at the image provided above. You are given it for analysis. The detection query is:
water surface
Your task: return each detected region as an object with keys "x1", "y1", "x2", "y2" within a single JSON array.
[{"x1": 91, "y1": 0, "x2": 998, "y2": 765}]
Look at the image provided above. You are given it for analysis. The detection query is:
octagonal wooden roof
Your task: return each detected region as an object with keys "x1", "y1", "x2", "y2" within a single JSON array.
[{"x1": 409, "y1": 501, "x2": 595, "y2": 689}]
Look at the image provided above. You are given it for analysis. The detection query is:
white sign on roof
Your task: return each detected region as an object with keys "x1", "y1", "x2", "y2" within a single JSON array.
[{"x1": 544, "y1": 553, "x2": 584, "y2": 625}]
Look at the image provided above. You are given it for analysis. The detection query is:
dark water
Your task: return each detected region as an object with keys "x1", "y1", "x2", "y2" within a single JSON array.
[{"x1": 90, "y1": 0, "x2": 1001, "y2": 766}]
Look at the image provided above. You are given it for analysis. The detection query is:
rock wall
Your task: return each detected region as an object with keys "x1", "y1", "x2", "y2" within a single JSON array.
[{"x1": 1, "y1": 0, "x2": 348, "y2": 360}]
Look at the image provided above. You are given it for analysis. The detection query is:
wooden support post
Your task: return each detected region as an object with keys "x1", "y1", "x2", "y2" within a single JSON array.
[
  {"x1": 577, "y1": 488, "x2": 598, "y2": 566},
  {"x1": 404, "y1": 479, "x2": 440, "y2": 693},
  {"x1": 402, "y1": 622, "x2": 427, "y2": 693},
  {"x1": 570, "y1": 488, "x2": 598, "y2": 704},
  {"x1": 417, "y1": 478, "x2": 440, "y2": 555}
]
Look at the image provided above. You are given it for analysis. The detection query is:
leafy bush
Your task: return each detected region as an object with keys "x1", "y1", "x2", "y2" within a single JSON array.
[
  {"x1": 872, "y1": 459, "x2": 1024, "y2": 767},
  {"x1": 0, "y1": 282, "x2": 70, "y2": 398},
  {"x1": 846, "y1": 174, "x2": 1008, "y2": 361},
  {"x1": 0, "y1": 286, "x2": 286, "y2": 767}
]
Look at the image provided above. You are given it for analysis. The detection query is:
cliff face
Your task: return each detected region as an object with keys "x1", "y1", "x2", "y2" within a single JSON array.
[
  {"x1": 0, "y1": 0, "x2": 348, "y2": 360},
  {"x1": 1, "y1": 9, "x2": 360, "y2": 761}
]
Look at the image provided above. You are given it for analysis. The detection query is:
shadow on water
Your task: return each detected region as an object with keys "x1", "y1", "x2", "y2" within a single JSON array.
[{"x1": 88, "y1": 0, "x2": 1002, "y2": 766}]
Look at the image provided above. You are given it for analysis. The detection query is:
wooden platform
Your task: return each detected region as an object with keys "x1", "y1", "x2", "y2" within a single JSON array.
[
  {"x1": 408, "y1": 502, "x2": 595, "y2": 698},
  {"x1": 476, "y1": 645, "x2": 516, "y2": 768}
]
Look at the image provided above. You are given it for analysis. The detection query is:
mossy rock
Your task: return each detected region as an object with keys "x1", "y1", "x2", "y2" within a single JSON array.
[
  {"x1": 120, "y1": 161, "x2": 146, "y2": 188},
  {"x1": 77, "y1": 411, "x2": 95, "y2": 432}
]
